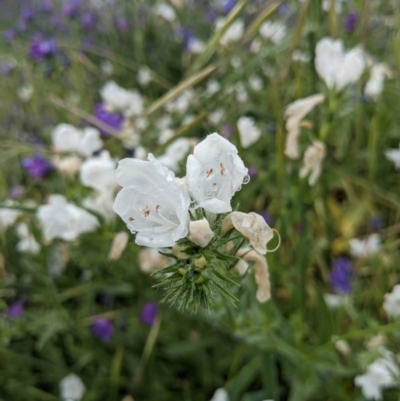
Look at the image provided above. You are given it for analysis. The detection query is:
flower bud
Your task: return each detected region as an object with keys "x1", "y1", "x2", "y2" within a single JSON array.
[
  {"x1": 193, "y1": 255, "x2": 207, "y2": 269},
  {"x1": 172, "y1": 244, "x2": 190, "y2": 260},
  {"x1": 188, "y1": 218, "x2": 214, "y2": 248},
  {"x1": 108, "y1": 231, "x2": 129, "y2": 261}
]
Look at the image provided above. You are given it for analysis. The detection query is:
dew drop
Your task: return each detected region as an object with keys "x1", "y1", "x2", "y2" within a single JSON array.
[{"x1": 242, "y1": 174, "x2": 250, "y2": 185}]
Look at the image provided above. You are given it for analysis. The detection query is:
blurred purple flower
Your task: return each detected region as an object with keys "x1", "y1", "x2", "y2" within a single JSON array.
[
  {"x1": 81, "y1": 13, "x2": 96, "y2": 29},
  {"x1": 16, "y1": 20, "x2": 28, "y2": 32},
  {"x1": 261, "y1": 210, "x2": 273, "y2": 226},
  {"x1": 344, "y1": 12, "x2": 357, "y2": 32},
  {"x1": 91, "y1": 318, "x2": 114, "y2": 342},
  {"x1": 6, "y1": 297, "x2": 26, "y2": 319},
  {"x1": 116, "y1": 17, "x2": 129, "y2": 32},
  {"x1": 9, "y1": 185, "x2": 25, "y2": 199},
  {"x1": 4, "y1": 29, "x2": 17, "y2": 43},
  {"x1": 94, "y1": 103, "x2": 124, "y2": 137},
  {"x1": 21, "y1": 154, "x2": 53, "y2": 180},
  {"x1": 140, "y1": 302, "x2": 159, "y2": 326},
  {"x1": 42, "y1": 0, "x2": 54, "y2": 13},
  {"x1": 223, "y1": 0, "x2": 236, "y2": 13},
  {"x1": 30, "y1": 38, "x2": 58, "y2": 61},
  {"x1": 371, "y1": 215, "x2": 383, "y2": 230},
  {"x1": 22, "y1": 8, "x2": 35, "y2": 22},
  {"x1": 221, "y1": 124, "x2": 233, "y2": 138},
  {"x1": 63, "y1": 0, "x2": 81, "y2": 18},
  {"x1": 248, "y1": 166, "x2": 258, "y2": 178},
  {"x1": 278, "y1": 3, "x2": 290, "y2": 16},
  {"x1": 330, "y1": 257, "x2": 353, "y2": 294},
  {"x1": 205, "y1": 9, "x2": 217, "y2": 23}
]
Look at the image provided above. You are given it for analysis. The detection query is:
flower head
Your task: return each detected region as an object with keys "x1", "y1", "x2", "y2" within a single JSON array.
[
  {"x1": 237, "y1": 116, "x2": 262, "y2": 148},
  {"x1": 6, "y1": 297, "x2": 26, "y2": 319},
  {"x1": 60, "y1": 374, "x2": 85, "y2": 401},
  {"x1": 140, "y1": 302, "x2": 159, "y2": 325},
  {"x1": 94, "y1": 103, "x2": 124, "y2": 136},
  {"x1": 329, "y1": 257, "x2": 353, "y2": 294},
  {"x1": 90, "y1": 318, "x2": 114, "y2": 342},
  {"x1": 21, "y1": 154, "x2": 53, "y2": 180},
  {"x1": 186, "y1": 133, "x2": 249, "y2": 213},
  {"x1": 383, "y1": 284, "x2": 400, "y2": 319},
  {"x1": 188, "y1": 218, "x2": 214, "y2": 247},
  {"x1": 299, "y1": 140, "x2": 325, "y2": 185},
  {"x1": 113, "y1": 155, "x2": 190, "y2": 248}
]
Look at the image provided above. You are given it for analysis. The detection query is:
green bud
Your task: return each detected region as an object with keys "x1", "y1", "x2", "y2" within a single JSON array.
[
  {"x1": 172, "y1": 244, "x2": 190, "y2": 260},
  {"x1": 195, "y1": 275, "x2": 205, "y2": 284},
  {"x1": 178, "y1": 268, "x2": 187, "y2": 276},
  {"x1": 193, "y1": 255, "x2": 208, "y2": 269}
]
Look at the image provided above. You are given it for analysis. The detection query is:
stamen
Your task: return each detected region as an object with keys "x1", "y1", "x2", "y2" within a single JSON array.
[
  {"x1": 220, "y1": 162, "x2": 226, "y2": 176},
  {"x1": 128, "y1": 217, "x2": 134, "y2": 221},
  {"x1": 206, "y1": 168, "x2": 213, "y2": 178}
]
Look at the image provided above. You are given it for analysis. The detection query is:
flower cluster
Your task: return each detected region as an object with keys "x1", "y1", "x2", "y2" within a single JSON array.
[{"x1": 113, "y1": 133, "x2": 278, "y2": 311}]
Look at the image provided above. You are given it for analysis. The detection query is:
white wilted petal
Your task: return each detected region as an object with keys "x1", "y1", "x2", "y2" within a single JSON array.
[
  {"x1": 52, "y1": 123, "x2": 82, "y2": 153},
  {"x1": 299, "y1": 141, "x2": 326, "y2": 185},
  {"x1": 186, "y1": 133, "x2": 249, "y2": 213},
  {"x1": 53, "y1": 155, "x2": 82, "y2": 177},
  {"x1": 113, "y1": 154, "x2": 190, "y2": 248},
  {"x1": 218, "y1": 19, "x2": 244, "y2": 46},
  {"x1": 138, "y1": 248, "x2": 169, "y2": 273},
  {"x1": 188, "y1": 218, "x2": 214, "y2": 247},
  {"x1": 383, "y1": 284, "x2": 400, "y2": 319},
  {"x1": 108, "y1": 231, "x2": 129, "y2": 260},
  {"x1": 222, "y1": 212, "x2": 273, "y2": 255},
  {"x1": 349, "y1": 233, "x2": 381, "y2": 258},
  {"x1": 259, "y1": 20, "x2": 287, "y2": 44},
  {"x1": 237, "y1": 116, "x2": 262, "y2": 148},
  {"x1": 60, "y1": 373, "x2": 86, "y2": 401},
  {"x1": 0, "y1": 200, "x2": 22, "y2": 229},
  {"x1": 210, "y1": 388, "x2": 229, "y2": 401},
  {"x1": 237, "y1": 248, "x2": 271, "y2": 303},
  {"x1": 16, "y1": 223, "x2": 40, "y2": 254},
  {"x1": 80, "y1": 150, "x2": 117, "y2": 193},
  {"x1": 78, "y1": 127, "x2": 103, "y2": 157},
  {"x1": 83, "y1": 190, "x2": 115, "y2": 222}
]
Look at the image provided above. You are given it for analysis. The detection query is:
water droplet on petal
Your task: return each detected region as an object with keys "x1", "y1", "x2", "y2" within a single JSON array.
[{"x1": 242, "y1": 174, "x2": 250, "y2": 185}]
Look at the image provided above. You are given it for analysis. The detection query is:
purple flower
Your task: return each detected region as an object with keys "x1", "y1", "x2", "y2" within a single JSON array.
[
  {"x1": 1, "y1": 62, "x2": 16, "y2": 75},
  {"x1": 63, "y1": 0, "x2": 81, "y2": 18},
  {"x1": 9, "y1": 185, "x2": 25, "y2": 199},
  {"x1": 371, "y1": 215, "x2": 383, "y2": 230},
  {"x1": 42, "y1": 0, "x2": 54, "y2": 13},
  {"x1": 6, "y1": 297, "x2": 26, "y2": 319},
  {"x1": 30, "y1": 38, "x2": 58, "y2": 61},
  {"x1": 223, "y1": 0, "x2": 236, "y2": 13},
  {"x1": 115, "y1": 17, "x2": 129, "y2": 32},
  {"x1": 205, "y1": 9, "x2": 217, "y2": 23},
  {"x1": 94, "y1": 103, "x2": 124, "y2": 137},
  {"x1": 221, "y1": 124, "x2": 233, "y2": 138},
  {"x1": 81, "y1": 13, "x2": 96, "y2": 29},
  {"x1": 4, "y1": 29, "x2": 17, "y2": 43},
  {"x1": 21, "y1": 154, "x2": 53, "y2": 180},
  {"x1": 278, "y1": 3, "x2": 290, "y2": 16},
  {"x1": 329, "y1": 257, "x2": 353, "y2": 294},
  {"x1": 140, "y1": 302, "x2": 159, "y2": 326},
  {"x1": 261, "y1": 210, "x2": 273, "y2": 226},
  {"x1": 248, "y1": 166, "x2": 258, "y2": 178},
  {"x1": 22, "y1": 8, "x2": 35, "y2": 22},
  {"x1": 90, "y1": 318, "x2": 114, "y2": 342},
  {"x1": 344, "y1": 12, "x2": 357, "y2": 32}
]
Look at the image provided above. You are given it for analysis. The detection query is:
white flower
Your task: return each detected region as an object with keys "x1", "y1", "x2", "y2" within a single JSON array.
[
  {"x1": 165, "y1": 89, "x2": 194, "y2": 114},
  {"x1": 349, "y1": 233, "x2": 381, "y2": 258},
  {"x1": 16, "y1": 223, "x2": 40, "y2": 254},
  {"x1": 205, "y1": 79, "x2": 221, "y2": 97},
  {"x1": 237, "y1": 116, "x2": 262, "y2": 148},
  {"x1": 100, "y1": 60, "x2": 113, "y2": 76},
  {"x1": 158, "y1": 128, "x2": 175, "y2": 145},
  {"x1": 217, "y1": 19, "x2": 244, "y2": 46},
  {"x1": 108, "y1": 231, "x2": 129, "y2": 260},
  {"x1": 355, "y1": 351, "x2": 400, "y2": 400},
  {"x1": 157, "y1": 138, "x2": 195, "y2": 172},
  {"x1": 100, "y1": 81, "x2": 143, "y2": 117},
  {"x1": 284, "y1": 94, "x2": 324, "y2": 159},
  {"x1": 322, "y1": 0, "x2": 345, "y2": 13},
  {"x1": 365, "y1": 63, "x2": 392, "y2": 100},
  {"x1": 138, "y1": 66, "x2": 151, "y2": 86},
  {"x1": 52, "y1": 124, "x2": 103, "y2": 157},
  {"x1": 113, "y1": 154, "x2": 190, "y2": 247},
  {"x1": 222, "y1": 212, "x2": 273, "y2": 255},
  {"x1": 335, "y1": 339, "x2": 351, "y2": 357},
  {"x1": 259, "y1": 21, "x2": 287, "y2": 44},
  {"x1": 60, "y1": 373, "x2": 86, "y2": 401},
  {"x1": 186, "y1": 133, "x2": 249, "y2": 213},
  {"x1": 153, "y1": 3, "x2": 176, "y2": 22},
  {"x1": 208, "y1": 109, "x2": 225, "y2": 125},
  {"x1": 80, "y1": 151, "x2": 117, "y2": 193},
  {"x1": 249, "y1": 75, "x2": 264, "y2": 91},
  {"x1": 292, "y1": 49, "x2": 310, "y2": 63},
  {"x1": 210, "y1": 388, "x2": 229, "y2": 401},
  {"x1": 299, "y1": 141, "x2": 325, "y2": 185},
  {"x1": 236, "y1": 248, "x2": 271, "y2": 302},
  {"x1": 37, "y1": 195, "x2": 98, "y2": 241},
  {"x1": 0, "y1": 200, "x2": 21, "y2": 229},
  {"x1": 324, "y1": 293, "x2": 348, "y2": 309},
  {"x1": 384, "y1": 144, "x2": 400, "y2": 169},
  {"x1": 187, "y1": 37, "x2": 205, "y2": 54},
  {"x1": 383, "y1": 284, "x2": 400, "y2": 319},
  {"x1": 188, "y1": 218, "x2": 214, "y2": 247},
  {"x1": 315, "y1": 37, "x2": 365, "y2": 91},
  {"x1": 53, "y1": 155, "x2": 82, "y2": 177},
  {"x1": 17, "y1": 84, "x2": 33, "y2": 102},
  {"x1": 83, "y1": 190, "x2": 115, "y2": 221},
  {"x1": 138, "y1": 248, "x2": 169, "y2": 273},
  {"x1": 234, "y1": 82, "x2": 248, "y2": 103}
]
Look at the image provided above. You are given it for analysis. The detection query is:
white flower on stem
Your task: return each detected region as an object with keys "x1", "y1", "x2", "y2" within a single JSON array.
[
  {"x1": 83, "y1": 190, "x2": 115, "y2": 221},
  {"x1": 157, "y1": 138, "x2": 196, "y2": 173},
  {"x1": 237, "y1": 116, "x2": 262, "y2": 148},
  {"x1": 322, "y1": 0, "x2": 345, "y2": 12},
  {"x1": 16, "y1": 223, "x2": 40, "y2": 254},
  {"x1": 315, "y1": 38, "x2": 365, "y2": 91},
  {"x1": 60, "y1": 373, "x2": 86, "y2": 401},
  {"x1": 165, "y1": 89, "x2": 194, "y2": 114},
  {"x1": 365, "y1": 63, "x2": 392, "y2": 100},
  {"x1": 383, "y1": 284, "x2": 400, "y2": 319},
  {"x1": 210, "y1": 388, "x2": 229, "y2": 401},
  {"x1": 217, "y1": 19, "x2": 244, "y2": 46},
  {"x1": 299, "y1": 140, "x2": 326, "y2": 186},
  {"x1": 113, "y1": 154, "x2": 190, "y2": 247},
  {"x1": 355, "y1": 350, "x2": 400, "y2": 400},
  {"x1": 137, "y1": 66, "x2": 151, "y2": 86},
  {"x1": 53, "y1": 155, "x2": 82, "y2": 177},
  {"x1": 100, "y1": 81, "x2": 143, "y2": 117},
  {"x1": 249, "y1": 75, "x2": 264, "y2": 91},
  {"x1": 186, "y1": 133, "x2": 249, "y2": 213},
  {"x1": 259, "y1": 21, "x2": 287, "y2": 44},
  {"x1": 292, "y1": 49, "x2": 310, "y2": 63},
  {"x1": 0, "y1": 200, "x2": 21, "y2": 229},
  {"x1": 324, "y1": 293, "x2": 348, "y2": 309},
  {"x1": 80, "y1": 151, "x2": 117, "y2": 193},
  {"x1": 138, "y1": 248, "x2": 169, "y2": 273},
  {"x1": 108, "y1": 231, "x2": 129, "y2": 261},
  {"x1": 236, "y1": 248, "x2": 271, "y2": 302},
  {"x1": 17, "y1": 84, "x2": 33, "y2": 102},
  {"x1": 284, "y1": 94, "x2": 325, "y2": 159},
  {"x1": 205, "y1": 79, "x2": 221, "y2": 97},
  {"x1": 349, "y1": 233, "x2": 381, "y2": 258},
  {"x1": 222, "y1": 212, "x2": 274, "y2": 255},
  {"x1": 335, "y1": 339, "x2": 351, "y2": 357},
  {"x1": 52, "y1": 124, "x2": 103, "y2": 157},
  {"x1": 153, "y1": 3, "x2": 176, "y2": 22},
  {"x1": 37, "y1": 195, "x2": 98, "y2": 241},
  {"x1": 384, "y1": 144, "x2": 400, "y2": 170},
  {"x1": 235, "y1": 82, "x2": 248, "y2": 103},
  {"x1": 187, "y1": 37, "x2": 205, "y2": 54},
  {"x1": 188, "y1": 218, "x2": 214, "y2": 247},
  {"x1": 208, "y1": 109, "x2": 225, "y2": 125}
]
